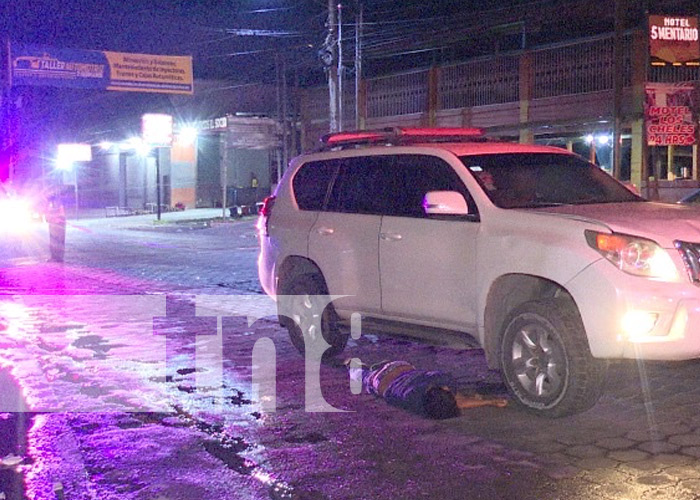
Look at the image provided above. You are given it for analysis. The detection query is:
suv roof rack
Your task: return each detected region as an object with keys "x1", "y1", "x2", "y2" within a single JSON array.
[{"x1": 318, "y1": 127, "x2": 486, "y2": 151}]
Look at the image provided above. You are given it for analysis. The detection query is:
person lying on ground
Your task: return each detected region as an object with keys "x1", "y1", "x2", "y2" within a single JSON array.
[{"x1": 347, "y1": 360, "x2": 507, "y2": 420}]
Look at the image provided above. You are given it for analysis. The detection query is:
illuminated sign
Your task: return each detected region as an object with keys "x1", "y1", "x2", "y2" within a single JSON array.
[
  {"x1": 57, "y1": 143, "x2": 93, "y2": 163},
  {"x1": 10, "y1": 43, "x2": 194, "y2": 95},
  {"x1": 644, "y1": 83, "x2": 696, "y2": 146},
  {"x1": 649, "y1": 15, "x2": 700, "y2": 66},
  {"x1": 197, "y1": 116, "x2": 228, "y2": 131},
  {"x1": 103, "y1": 52, "x2": 193, "y2": 94},
  {"x1": 142, "y1": 114, "x2": 174, "y2": 147}
]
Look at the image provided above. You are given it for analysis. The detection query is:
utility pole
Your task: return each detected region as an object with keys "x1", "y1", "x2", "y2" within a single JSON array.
[
  {"x1": 612, "y1": 0, "x2": 625, "y2": 179},
  {"x1": 355, "y1": 2, "x2": 363, "y2": 130},
  {"x1": 2, "y1": 39, "x2": 14, "y2": 184},
  {"x1": 155, "y1": 148, "x2": 162, "y2": 221},
  {"x1": 281, "y1": 57, "x2": 289, "y2": 170},
  {"x1": 220, "y1": 133, "x2": 228, "y2": 219},
  {"x1": 275, "y1": 53, "x2": 283, "y2": 183},
  {"x1": 337, "y1": 3, "x2": 343, "y2": 131},
  {"x1": 326, "y1": 0, "x2": 339, "y2": 132},
  {"x1": 293, "y1": 67, "x2": 300, "y2": 156}
]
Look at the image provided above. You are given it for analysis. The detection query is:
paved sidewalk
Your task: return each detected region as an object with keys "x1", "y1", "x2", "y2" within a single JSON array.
[{"x1": 70, "y1": 208, "x2": 235, "y2": 228}]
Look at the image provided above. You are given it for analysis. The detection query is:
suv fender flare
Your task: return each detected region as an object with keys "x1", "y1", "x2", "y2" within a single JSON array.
[
  {"x1": 277, "y1": 255, "x2": 327, "y2": 295},
  {"x1": 482, "y1": 274, "x2": 581, "y2": 369}
]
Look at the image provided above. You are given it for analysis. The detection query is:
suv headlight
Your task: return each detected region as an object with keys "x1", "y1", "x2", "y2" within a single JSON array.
[{"x1": 585, "y1": 230, "x2": 679, "y2": 281}]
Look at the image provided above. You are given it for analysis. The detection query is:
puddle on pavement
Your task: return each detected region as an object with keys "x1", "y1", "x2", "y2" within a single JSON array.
[
  {"x1": 71, "y1": 334, "x2": 112, "y2": 353},
  {"x1": 39, "y1": 323, "x2": 85, "y2": 334}
]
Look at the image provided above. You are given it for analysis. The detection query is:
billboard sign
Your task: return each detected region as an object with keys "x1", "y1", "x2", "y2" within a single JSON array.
[
  {"x1": 197, "y1": 116, "x2": 228, "y2": 131},
  {"x1": 649, "y1": 15, "x2": 700, "y2": 66},
  {"x1": 142, "y1": 114, "x2": 174, "y2": 147},
  {"x1": 57, "y1": 143, "x2": 93, "y2": 164},
  {"x1": 644, "y1": 83, "x2": 696, "y2": 146},
  {"x1": 10, "y1": 43, "x2": 193, "y2": 95}
]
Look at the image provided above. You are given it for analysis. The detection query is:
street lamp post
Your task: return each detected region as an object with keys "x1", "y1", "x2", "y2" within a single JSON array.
[
  {"x1": 142, "y1": 114, "x2": 173, "y2": 221},
  {"x1": 155, "y1": 147, "x2": 162, "y2": 221}
]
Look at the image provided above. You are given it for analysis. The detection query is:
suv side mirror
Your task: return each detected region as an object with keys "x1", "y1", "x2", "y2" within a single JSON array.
[{"x1": 423, "y1": 191, "x2": 470, "y2": 216}]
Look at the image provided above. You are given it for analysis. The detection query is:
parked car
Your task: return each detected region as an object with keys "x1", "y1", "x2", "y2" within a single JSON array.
[{"x1": 258, "y1": 127, "x2": 700, "y2": 417}]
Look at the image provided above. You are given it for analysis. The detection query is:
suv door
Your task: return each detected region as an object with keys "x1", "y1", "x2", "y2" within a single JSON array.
[
  {"x1": 308, "y1": 156, "x2": 395, "y2": 316},
  {"x1": 379, "y1": 154, "x2": 479, "y2": 330}
]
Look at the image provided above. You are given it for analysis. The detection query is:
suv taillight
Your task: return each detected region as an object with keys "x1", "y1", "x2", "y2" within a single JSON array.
[
  {"x1": 260, "y1": 196, "x2": 276, "y2": 217},
  {"x1": 258, "y1": 195, "x2": 276, "y2": 235}
]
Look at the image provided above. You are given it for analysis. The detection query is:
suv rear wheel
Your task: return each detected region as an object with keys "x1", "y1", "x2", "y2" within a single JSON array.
[
  {"x1": 278, "y1": 273, "x2": 348, "y2": 358},
  {"x1": 500, "y1": 298, "x2": 607, "y2": 418}
]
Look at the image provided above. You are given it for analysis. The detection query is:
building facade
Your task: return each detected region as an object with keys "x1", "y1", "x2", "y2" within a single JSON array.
[{"x1": 299, "y1": 28, "x2": 700, "y2": 201}]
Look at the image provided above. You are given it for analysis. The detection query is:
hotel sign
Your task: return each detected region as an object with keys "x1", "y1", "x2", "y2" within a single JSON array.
[
  {"x1": 10, "y1": 43, "x2": 193, "y2": 95},
  {"x1": 649, "y1": 15, "x2": 700, "y2": 66},
  {"x1": 644, "y1": 83, "x2": 696, "y2": 146}
]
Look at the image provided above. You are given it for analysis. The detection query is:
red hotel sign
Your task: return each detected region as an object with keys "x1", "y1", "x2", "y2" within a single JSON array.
[
  {"x1": 649, "y1": 15, "x2": 700, "y2": 66},
  {"x1": 645, "y1": 83, "x2": 696, "y2": 146}
]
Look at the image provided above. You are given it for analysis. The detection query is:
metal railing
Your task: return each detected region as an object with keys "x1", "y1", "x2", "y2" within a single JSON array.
[
  {"x1": 649, "y1": 64, "x2": 700, "y2": 83},
  {"x1": 306, "y1": 31, "x2": 697, "y2": 124},
  {"x1": 366, "y1": 70, "x2": 428, "y2": 118},
  {"x1": 531, "y1": 35, "x2": 631, "y2": 99},
  {"x1": 439, "y1": 56, "x2": 519, "y2": 109}
]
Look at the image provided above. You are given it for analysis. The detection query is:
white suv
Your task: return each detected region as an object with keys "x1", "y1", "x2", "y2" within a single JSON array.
[{"x1": 258, "y1": 127, "x2": 700, "y2": 417}]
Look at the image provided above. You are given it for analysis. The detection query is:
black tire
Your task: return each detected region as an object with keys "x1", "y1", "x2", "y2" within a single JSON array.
[
  {"x1": 278, "y1": 273, "x2": 348, "y2": 358},
  {"x1": 499, "y1": 298, "x2": 607, "y2": 418}
]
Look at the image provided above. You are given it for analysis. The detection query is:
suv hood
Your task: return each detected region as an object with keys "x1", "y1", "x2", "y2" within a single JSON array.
[{"x1": 533, "y1": 202, "x2": 700, "y2": 247}]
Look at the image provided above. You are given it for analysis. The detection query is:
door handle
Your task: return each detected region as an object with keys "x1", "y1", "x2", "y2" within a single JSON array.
[
  {"x1": 317, "y1": 227, "x2": 335, "y2": 235},
  {"x1": 380, "y1": 232, "x2": 402, "y2": 241}
]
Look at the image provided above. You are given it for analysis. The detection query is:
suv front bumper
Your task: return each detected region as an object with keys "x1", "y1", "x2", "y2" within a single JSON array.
[{"x1": 568, "y1": 259, "x2": 700, "y2": 361}]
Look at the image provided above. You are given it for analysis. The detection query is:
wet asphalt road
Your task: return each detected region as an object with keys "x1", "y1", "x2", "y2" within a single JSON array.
[{"x1": 1, "y1": 212, "x2": 700, "y2": 499}]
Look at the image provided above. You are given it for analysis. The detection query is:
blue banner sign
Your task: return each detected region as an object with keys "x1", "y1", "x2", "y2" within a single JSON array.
[{"x1": 10, "y1": 43, "x2": 194, "y2": 95}]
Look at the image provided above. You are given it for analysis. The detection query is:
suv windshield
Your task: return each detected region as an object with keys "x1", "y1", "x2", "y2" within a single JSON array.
[{"x1": 461, "y1": 153, "x2": 642, "y2": 209}]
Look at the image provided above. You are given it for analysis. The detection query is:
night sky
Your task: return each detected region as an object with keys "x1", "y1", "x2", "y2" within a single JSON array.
[
  {"x1": 5, "y1": 0, "x2": 678, "y2": 82},
  {"x1": 1, "y1": 0, "x2": 698, "y2": 166}
]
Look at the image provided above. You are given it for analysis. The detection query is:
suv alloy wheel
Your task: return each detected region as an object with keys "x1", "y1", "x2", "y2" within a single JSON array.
[
  {"x1": 500, "y1": 298, "x2": 608, "y2": 418},
  {"x1": 278, "y1": 273, "x2": 349, "y2": 358}
]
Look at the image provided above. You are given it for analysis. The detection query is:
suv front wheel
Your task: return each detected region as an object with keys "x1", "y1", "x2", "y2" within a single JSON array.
[
  {"x1": 500, "y1": 298, "x2": 607, "y2": 418},
  {"x1": 278, "y1": 273, "x2": 348, "y2": 358}
]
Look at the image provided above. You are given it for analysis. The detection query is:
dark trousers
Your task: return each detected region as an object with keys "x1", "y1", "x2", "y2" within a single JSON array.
[{"x1": 49, "y1": 221, "x2": 66, "y2": 262}]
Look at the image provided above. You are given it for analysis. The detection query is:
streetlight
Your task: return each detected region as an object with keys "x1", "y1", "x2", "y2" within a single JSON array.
[
  {"x1": 178, "y1": 125, "x2": 198, "y2": 146},
  {"x1": 56, "y1": 143, "x2": 92, "y2": 219}
]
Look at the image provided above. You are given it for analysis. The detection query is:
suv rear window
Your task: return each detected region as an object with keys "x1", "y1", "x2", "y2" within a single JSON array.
[{"x1": 292, "y1": 160, "x2": 338, "y2": 210}]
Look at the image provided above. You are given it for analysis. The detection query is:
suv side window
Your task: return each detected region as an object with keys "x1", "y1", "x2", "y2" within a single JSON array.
[
  {"x1": 388, "y1": 155, "x2": 477, "y2": 218},
  {"x1": 292, "y1": 160, "x2": 338, "y2": 210},
  {"x1": 326, "y1": 156, "x2": 396, "y2": 215}
]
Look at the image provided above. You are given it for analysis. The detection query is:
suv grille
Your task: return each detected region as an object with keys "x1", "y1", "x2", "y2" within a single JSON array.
[{"x1": 676, "y1": 241, "x2": 700, "y2": 285}]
